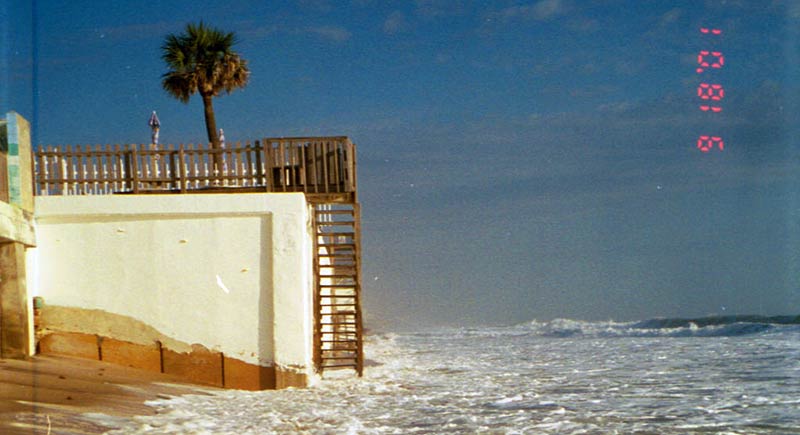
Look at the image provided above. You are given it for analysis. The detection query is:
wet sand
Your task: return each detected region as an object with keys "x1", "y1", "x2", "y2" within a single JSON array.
[{"x1": 0, "y1": 355, "x2": 218, "y2": 435}]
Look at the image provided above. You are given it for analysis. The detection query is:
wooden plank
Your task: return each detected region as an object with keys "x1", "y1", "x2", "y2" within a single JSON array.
[
  {"x1": 40, "y1": 146, "x2": 49, "y2": 195},
  {"x1": 186, "y1": 143, "x2": 198, "y2": 189},
  {"x1": 321, "y1": 141, "x2": 329, "y2": 194},
  {"x1": 252, "y1": 140, "x2": 262, "y2": 188},
  {"x1": 130, "y1": 144, "x2": 140, "y2": 194},
  {"x1": 35, "y1": 147, "x2": 46, "y2": 196},
  {"x1": 332, "y1": 140, "x2": 341, "y2": 193},
  {"x1": 347, "y1": 140, "x2": 356, "y2": 193},
  {"x1": 111, "y1": 144, "x2": 120, "y2": 192},
  {"x1": 65, "y1": 145, "x2": 75, "y2": 195},
  {"x1": 291, "y1": 140, "x2": 299, "y2": 189},
  {"x1": 178, "y1": 143, "x2": 187, "y2": 193},
  {"x1": 313, "y1": 206, "x2": 323, "y2": 372},
  {"x1": 261, "y1": 139, "x2": 275, "y2": 192},
  {"x1": 353, "y1": 202, "x2": 364, "y2": 376},
  {"x1": 88, "y1": 144, "x2": 98, "y2": 194},
  {"x1": 278, "y1": 140, "x2": 286, "y2": 192},
  {"x1": 243, "y1": 141, "x2": 252, "y2": 187},
  {"x1": 232, "y1": 141, "x2": 241, "y2": 186},
  {"x1": 97, "y1": 145, "x2": 106, "y2": 194},
  {"x1": 120, "y1": 144, "x2": 129, "y2": 191}
]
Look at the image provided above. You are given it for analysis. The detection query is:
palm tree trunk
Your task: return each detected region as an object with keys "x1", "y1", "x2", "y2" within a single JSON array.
[{"x1": 202, "y1": 93, "x2": 223, "y2": 176}]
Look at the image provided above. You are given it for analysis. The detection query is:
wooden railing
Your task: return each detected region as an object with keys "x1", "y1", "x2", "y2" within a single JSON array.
[{"x1": 34, "y1": 137, "x2": 356, "y2": 197}]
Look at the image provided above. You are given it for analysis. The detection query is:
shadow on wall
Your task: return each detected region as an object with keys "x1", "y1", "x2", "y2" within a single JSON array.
[{"x1": 257, "y1": 214, "x2": 275, "y2": 389}]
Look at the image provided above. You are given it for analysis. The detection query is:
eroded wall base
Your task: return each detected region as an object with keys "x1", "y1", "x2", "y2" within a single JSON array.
[
  {"x1": 37, "y1": 306, "x2": 307, "y2": 390},
  {"x1": 38, "y1": 331, "x2": 307, "y2": 390}
]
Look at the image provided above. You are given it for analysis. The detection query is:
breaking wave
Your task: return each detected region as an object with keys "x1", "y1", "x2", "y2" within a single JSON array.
[{"x1": 516, "y1": 314, "x2": 800, "y2": 338}]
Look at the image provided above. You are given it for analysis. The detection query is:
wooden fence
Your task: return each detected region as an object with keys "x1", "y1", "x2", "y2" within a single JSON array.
[{"x1": 34, "y1": 137, "x2": 356, "y2": 197}]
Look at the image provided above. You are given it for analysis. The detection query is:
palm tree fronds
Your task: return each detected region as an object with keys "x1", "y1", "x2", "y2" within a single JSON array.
[{"x1": 160, "y1": 22, "x2": 250, "y2": 148}]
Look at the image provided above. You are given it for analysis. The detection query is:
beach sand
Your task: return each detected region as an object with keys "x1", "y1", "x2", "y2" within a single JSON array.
[{"x1": 0, "y1": 354, "x2": 218, "y2": 434}]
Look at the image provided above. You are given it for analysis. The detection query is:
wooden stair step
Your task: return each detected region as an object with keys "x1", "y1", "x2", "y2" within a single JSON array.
[
  {"x1": 315, "y1": 209, "x2": 354, "y2": 215},
  {"x1": 317, "y1": 231, "x2": 355, "y2": 237},
  {"x1": 320, "y1": 363, "x2": 358, "y2": 369},
  {"x1": 319, "y1": 269, "x2": 357, "y2": 275}
]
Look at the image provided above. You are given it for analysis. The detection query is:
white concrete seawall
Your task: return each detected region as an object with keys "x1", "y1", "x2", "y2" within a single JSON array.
[{"x1": 29, "y1": 193, "x2": 315, "y2": 388}]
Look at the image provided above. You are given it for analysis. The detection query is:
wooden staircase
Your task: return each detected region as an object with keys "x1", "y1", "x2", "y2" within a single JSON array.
[{"x1": 313, "y1": 203, "x2": 363, "y2": 376}]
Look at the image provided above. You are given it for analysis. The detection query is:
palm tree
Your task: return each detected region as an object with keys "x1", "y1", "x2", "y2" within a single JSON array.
[{"x1": 161, "y1": 22, "x2": 250, "y2": 150}]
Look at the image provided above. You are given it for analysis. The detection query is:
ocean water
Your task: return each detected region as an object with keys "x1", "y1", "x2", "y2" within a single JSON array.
[{"x1": 93, "y1": 316, "x2": 800, "y2": 434}]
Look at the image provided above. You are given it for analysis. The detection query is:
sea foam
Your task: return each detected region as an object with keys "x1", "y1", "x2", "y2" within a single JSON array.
[{"x1": 91, "y1": 317, "x2": 800, "y2": 434}]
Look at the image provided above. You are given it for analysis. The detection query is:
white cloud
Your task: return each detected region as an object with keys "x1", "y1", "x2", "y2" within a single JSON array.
[
  {"x1": 307, "y1": 25, "x2": 352, "y2": 42},
  {"x1": 415, "y1": 0, "x2": 469, "y2": 18},
  {"x1": 497, "y1": 0, "x2": 569, "y2": 22},
  {"x1": 657, "y1": 8, "x2": 683, "y2": 29},
  {"x1": 383, "y1": 11, "x2": 408, "y2": 34},
  {"x1": 531, "y1": 0, "x2": 567, "y2": 20},
  {"x1": 96, "y1": 21, "x2": 183, "y2": 41},
  {"x1": 296, "y1": 0, "x2": 333, "y2": 12}
]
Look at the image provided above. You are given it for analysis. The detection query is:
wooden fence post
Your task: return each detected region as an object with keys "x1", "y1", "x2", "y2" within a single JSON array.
[
  {"x1": 130, "y1": 144, "x2": 140, "y2": 194},
  {"x1": 178, "y1": 143, "x2": 187, "y2": 193}
]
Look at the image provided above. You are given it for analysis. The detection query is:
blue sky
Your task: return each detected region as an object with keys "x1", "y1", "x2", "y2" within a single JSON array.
[{"x1": 3, "y1": 0, "x2": 800, "y2": 330}]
